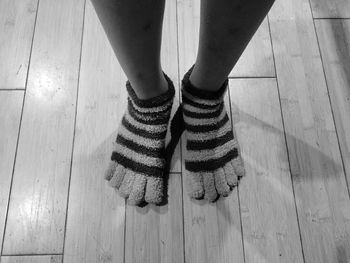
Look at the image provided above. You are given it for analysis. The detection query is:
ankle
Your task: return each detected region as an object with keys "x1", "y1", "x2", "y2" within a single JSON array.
[
  {"x1": 189, "y1": 67, "x2": 226, "y2": 92},
  {"x1": 182, "y1": 64, "x2": 228, "y2": 101},
  {"x1": 132, "y1": 74, "x2": 169, "y2": 100}
]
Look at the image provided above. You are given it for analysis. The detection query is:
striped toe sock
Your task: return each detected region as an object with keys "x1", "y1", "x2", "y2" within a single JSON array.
[
  {"x1": 105, "y1": 71, "x2": 175, "y2": 205},
  {"x1": 181, "y1": 64, "x2": 245, "y2": 201}
]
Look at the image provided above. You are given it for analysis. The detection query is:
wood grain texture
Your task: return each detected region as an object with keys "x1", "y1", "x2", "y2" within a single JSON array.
[
  {"x1": 124, "y1": 1, "x2": 183, "y2": 262},
  {"x1": 161, "y1": 0, "x2": 181, "y2": 173},
  {"x1": 269, "y1": 0, "x2": 350, "y2": 261},
  {"x1": 0, "y1": 91, "x2": 23, "y2": 252},
  {"x1": 229, "y1": 79, "x2": 304, "y2": 263},
  {"x1": 124, "y1": 174, "x2": 183, "y2": 263},
  {"x1": 1, "y1": 255, "x2": 62, "y2": 263},
  {"x1": 62, "y1": 1, "x2": 125, "y2": 262},
  {"x1": 315, "y1": 19, "x2": 350, "y2": 200},
  {"x1": 2, "y1": 0, "x2": 85, "y2": 254},
  {"x1": 180, "y1": 93, "x2": 244, "y2": 263},
  {"x1": 0, "y1": 0, "x2": 38, "y2": 89},
  {"x1": 177, "y1": 1, "x2": 245, "y2": 257},
  {"x1": 176, "y1": 0, "x2": 278, "y2": 261},
  {"x1": 309, "y1": 0, "x2": 350, "y2": 18},
  {"x1": 176, "y1": 0, "x2": 275, "y2": 78}
]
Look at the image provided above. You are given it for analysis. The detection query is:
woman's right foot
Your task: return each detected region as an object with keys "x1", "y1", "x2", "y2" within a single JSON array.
[{"x1": 104, "y1": 72, "x2": 175, "y2": 206}]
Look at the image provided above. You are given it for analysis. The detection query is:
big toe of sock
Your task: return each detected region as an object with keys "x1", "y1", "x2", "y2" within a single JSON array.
[
  {"x1": 214, "y1": 168, "x2": 232, "y2": 197},
  {"x1": 118, "y1": 169, "x2": 136, "y2": 198},
  {"x1": 144, "y1": 177, "x2": 164, "y2": 205},
  {"x1": 127, "y1": 173, "x2": 147, "y2": 206},
  {"x1": 186, "y1": 171, "x2": 205, "y2": 199},
  {"x1": 202, "y1": 172, "x2": 219, "y2": 202},
  {"x1": 231, "y1": 155, "x2": 245, "y2": 179},
  {"x1": 223, "y1": 161, "x2": 239, "y2": 188}
]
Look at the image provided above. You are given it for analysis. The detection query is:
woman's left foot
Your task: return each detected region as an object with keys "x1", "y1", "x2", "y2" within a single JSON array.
[{"x1": 181, "y1": 65, "x2": 245, "y2": 202}]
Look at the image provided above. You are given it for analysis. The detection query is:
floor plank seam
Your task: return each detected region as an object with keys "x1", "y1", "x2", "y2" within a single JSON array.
[
  {"x1": 1, "y1": 253, "x2": 63, "y2": 257},
  {"x1": 266, "y1": 13, "x2": 307, "y2": 263},
  {"x1": 61, "y1": 0, "x2": 88, "y2": 260},
  {"x1": 175, "y1": 1, "x2": 186, "y2": 262},
  {"x1": 228, "y1": 76, "x2": 276, "y2": 79},
  {"x1": 227, "y1": 90, "x2": 247, "y2": 263},
  {"x1": 309, "y1": 4, "x2": 350, "y2": 199},
  {"x1": 313, "y1": 17, "x2": 350, "y2": 20},
  {"x1": 0, "y1": 89, "x2": 26, "y2": 91},
  {"x1": 0, "y1": 0, "x2": 41, "y2": 256}
]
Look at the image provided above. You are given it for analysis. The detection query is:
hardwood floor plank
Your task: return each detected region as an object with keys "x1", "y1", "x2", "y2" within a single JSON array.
[
  {"x1": 62, "y1": 1, "x2": 126, "y2": 262},
  {"x1": 180, "y1": 93, "x2": 244, "y2": 263},
  {"x1": 0, "y1": 0, "x2": 38, "y2": 89},
  {"x1": 124, "y1": 1, "x2": 183, "y2": 262},
  {"x1": 177, "y1": 0, "x2": 275, "y2": 78},
  {"x1": 2, "y1": 0, "x2": 85, "y2": 254},
  {"x1": 0, "y1": 91, "x2": 24, "y2": 252},
  {"x1": 1, "y1": 255, "x2": 62, "y2": 263},
  {"x1": 177, "y1": 1, "x2": 246, "y2": 261},
  {"x1": 229, "y1": 79, "x2": 304, "y2": 263},
  {"x1": 309, "y1": 0, "x2": 350, "y2": 18},
  {"x1": 315, "y1": 19, "x2": 350, "y2": 199},
  {"x1": 269, "y1": 0, "x2": 350, "y2": 261},
  {"x1": 124, "y1": 174, "x2": 183, "y2": 263}
]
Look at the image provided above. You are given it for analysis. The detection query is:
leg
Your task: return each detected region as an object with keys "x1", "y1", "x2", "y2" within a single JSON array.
[
  {"x1": 181, "y1": 0, "x2": 275, "y2": 201},
  {"x1": 90, "y1": 0, "x2": 168, "y2": 99},
  {"x1": 92, "y1": 0, "x2": 176, "y2": 206},
  {"x1": 189, "y1": 0, "x2": 275, "y2": 91}
]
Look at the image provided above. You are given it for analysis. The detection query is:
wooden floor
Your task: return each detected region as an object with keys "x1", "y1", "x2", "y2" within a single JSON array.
[{"x1": 1, "y1": 0, "x2": 350, "y2": 262}]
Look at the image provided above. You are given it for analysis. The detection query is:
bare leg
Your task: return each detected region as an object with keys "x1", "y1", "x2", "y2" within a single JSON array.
[
  {"x1": 90, "y1": 0, "x2": 167, "y2": 99},
  {"x1": 181, "y1": 0, "x2": 275, "y2": 201},
  {"x1": 189, "y1": 0, "x2": 275, "y2": 91},
  {"x1": 92, "y1": 0, "x2": 176, "y2": 206}
]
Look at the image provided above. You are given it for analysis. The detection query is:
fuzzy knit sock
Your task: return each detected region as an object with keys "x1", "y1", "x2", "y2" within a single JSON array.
[
  {"x1": 181, "y1": 64, "x2": 245, "y2": 202},
  {"x1": 104, "y1": 72, "x2": 175, "y2": 205}
]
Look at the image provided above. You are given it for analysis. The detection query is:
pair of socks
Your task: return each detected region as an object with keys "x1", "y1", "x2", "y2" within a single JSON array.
[{"x1": 104, "y1": 65, "x2": 245, "y2": 205}]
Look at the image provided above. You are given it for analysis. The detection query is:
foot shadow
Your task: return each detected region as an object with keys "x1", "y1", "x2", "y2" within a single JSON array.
[
  {"x1": 156, "y1": 103, "x2": 185, "y2": 207},
  {"x1": 212, "y1": 100, "x2": 347, "y2": 260}
]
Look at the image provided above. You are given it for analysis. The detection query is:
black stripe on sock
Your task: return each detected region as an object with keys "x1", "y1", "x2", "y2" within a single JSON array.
[
  {"x1": 122, "y1": 116, "x2": 167, "y2": 140},
  {"x1": 128, "y1": 100, "x2": 170, "y2": 126},
  {"x1": 184, "y1": 114, "x2": 229, "y2": 133},
  {"x1": 185, "y1": 148, "x2": 238, "y2": 172},
  {"x1": 116, "y1": 134, "x2": 165, "y2": 158},
  {"x1": 181, "y1": 64, "x2": 228, "y2": 100},
  {"x1": 182, "y1": 95, "x2": 221, "y2": 110},
  {"x1": 126, "y1": 71, "x2": 175, "y2": 108},
  {"x1": 186, "y1": 130, "x2": 234, "y2": 151},
  {"x1": 111, "y1": 151, "x2": 164, "y2": 178},
  {"x1": 182, "y1": 102, "x2": 224, "y2": 119}
]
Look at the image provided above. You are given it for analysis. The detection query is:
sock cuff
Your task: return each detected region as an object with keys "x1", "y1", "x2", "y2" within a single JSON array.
[
  {"x1": 126, "y1": 71, "x2": 175, "y2": 108},
  {"x1": 181, "y1": 64, "x2": 228, "y2": 101}
]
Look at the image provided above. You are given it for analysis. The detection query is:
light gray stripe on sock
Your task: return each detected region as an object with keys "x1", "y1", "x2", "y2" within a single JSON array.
[
  {"x1": 182, "y1": 88, "x2": 223, "y2": 106},
  {"x1": 185, "y1": 120, "x2": 232, "y2": 141},
  {"x1": 183, "y1": 107, "x2": 227, "y2": 126},
  {"x1": 118, "y1": 124, "x2": 165, "y2": 149},
  {"x1": 131, "y1": 108, "x2": 162, "y2": 122},
  {"x1": 185, "y1": 139, "x2": 236, "y2": 161},
  {"x1": 129, "y1": 97, "x2": 173, "y2": 113},
  {"x1": 124, "y1": 110, "x2": 168, "y2": 133},
  {"x1": 182, "y1": 103, "x2": 220, "y2": 114},
  {"x1": 186, "y1": 162, "x2": 234, "y2": 176},
  {"x1": 114, "y1": 143, "x2": 165, "y2": 167}
]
